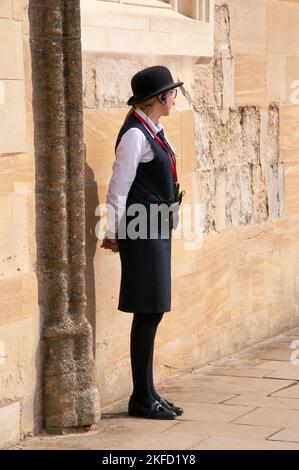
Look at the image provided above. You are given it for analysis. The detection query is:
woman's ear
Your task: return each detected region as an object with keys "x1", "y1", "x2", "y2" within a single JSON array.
[{"x1": 158, "y1": 94, "x2": 167, "y2": 104}]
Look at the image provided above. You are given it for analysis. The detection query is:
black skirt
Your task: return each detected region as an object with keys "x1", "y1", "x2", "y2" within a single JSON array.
[{"x1": 117, "y1": 210, "x2": 173, "y2": 313}]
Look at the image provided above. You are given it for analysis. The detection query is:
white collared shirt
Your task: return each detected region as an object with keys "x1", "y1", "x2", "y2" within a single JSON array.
[{"x1": 104, "y1": 107, "x2": 175, "y2": 237}]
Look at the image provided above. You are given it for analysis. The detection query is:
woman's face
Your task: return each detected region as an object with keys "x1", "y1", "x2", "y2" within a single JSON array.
[{"x1": 159, "y1": 88, "x2": 177, "y2": 116}]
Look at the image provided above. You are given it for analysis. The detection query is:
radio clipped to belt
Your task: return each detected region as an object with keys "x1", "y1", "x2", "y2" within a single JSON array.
[
  {"x1": 133, "y1": 111, "x2": 186, "y2": 230},
  {"x1": 170, "y1": 182, "x2": 186, "y2": 230},
  {"x1": 174, "y1": 181, "x2": 186, "y2": 206}
]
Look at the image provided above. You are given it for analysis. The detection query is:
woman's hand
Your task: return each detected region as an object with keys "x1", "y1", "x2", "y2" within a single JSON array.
[{"x1": 101, "y1": 233, "x2": 119, "y2": 253}]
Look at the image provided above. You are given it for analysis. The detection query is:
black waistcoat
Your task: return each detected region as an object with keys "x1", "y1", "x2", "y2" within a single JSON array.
[{"x1": 115, "y1": 113, "x2": 176, "y2": 209}]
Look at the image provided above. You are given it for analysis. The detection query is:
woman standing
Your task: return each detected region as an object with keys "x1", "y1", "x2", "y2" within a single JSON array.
[{"x1": 101, "y1": 66, "x2": 185, "y2": 419}]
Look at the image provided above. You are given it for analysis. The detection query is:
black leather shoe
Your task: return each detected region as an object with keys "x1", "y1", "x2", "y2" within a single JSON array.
[
  {"x1": 159, "y1": 397, "x2": 184, "y2": 416},
  {"x1": 128, "y1": 396, "x2": 176, "y2": 420}
]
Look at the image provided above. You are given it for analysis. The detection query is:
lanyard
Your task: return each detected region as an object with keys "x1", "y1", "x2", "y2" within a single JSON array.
[{"x1": 133, "y1": 111, "x2": 178, "y2": 182}]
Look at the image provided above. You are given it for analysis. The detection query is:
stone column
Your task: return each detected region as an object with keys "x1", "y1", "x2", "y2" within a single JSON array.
[{"x1": 29, "y1": 0, "x2": 100, "y2": 433}]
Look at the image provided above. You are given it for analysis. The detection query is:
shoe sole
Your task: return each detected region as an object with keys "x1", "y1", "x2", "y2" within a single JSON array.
[{"x1": 128, "y1": 409, "x2": 176, "y2": 420}]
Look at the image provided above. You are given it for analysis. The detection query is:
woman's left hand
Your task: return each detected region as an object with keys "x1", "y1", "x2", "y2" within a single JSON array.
[{"x1": 101, "y1": 234, "x2": 119, "y2": 253}]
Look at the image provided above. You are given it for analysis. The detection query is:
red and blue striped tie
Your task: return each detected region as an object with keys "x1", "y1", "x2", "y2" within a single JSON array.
[{"x1": 157, "y1": 129, "x2": 176, "y2": 165}]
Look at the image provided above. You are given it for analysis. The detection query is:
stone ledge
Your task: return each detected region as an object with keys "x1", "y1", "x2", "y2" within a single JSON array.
[
  {"x1": 109, "y1": 0, "x2": 171, "y2": 9},
  {"x1": 81, "y1": 0, "x2": 214, "y2": 57}
]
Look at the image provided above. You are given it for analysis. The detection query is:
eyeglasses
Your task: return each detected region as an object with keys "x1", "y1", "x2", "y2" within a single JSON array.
[{"x1": 169, "y1": 88, "x2": 178, "y2": 99}]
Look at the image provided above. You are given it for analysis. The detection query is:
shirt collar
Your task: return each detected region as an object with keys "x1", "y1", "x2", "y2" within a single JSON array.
[{"x1": 134, "y1": 107, "x2": 163, "y2": 137}]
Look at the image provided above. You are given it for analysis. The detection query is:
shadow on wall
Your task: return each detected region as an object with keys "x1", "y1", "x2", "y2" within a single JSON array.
[{"x1": 84, "y1": 143, "x2": 99, "y2": 358}]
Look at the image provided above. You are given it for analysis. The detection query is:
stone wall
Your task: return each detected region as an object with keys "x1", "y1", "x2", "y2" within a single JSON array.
[
  {"x1": 1, "y1": 0, "x2": 299, "y2": 448},
  {"x1": 0, "y1": 0, "x2": 40, "y2": 448},
  {"x1": 81, "y1": 0, "x2": 299, "y2": 409}
]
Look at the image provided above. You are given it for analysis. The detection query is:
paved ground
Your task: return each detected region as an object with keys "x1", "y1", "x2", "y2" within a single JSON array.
[{"x1": 13, "y1": 326, "x2": 299, "y2": 450}]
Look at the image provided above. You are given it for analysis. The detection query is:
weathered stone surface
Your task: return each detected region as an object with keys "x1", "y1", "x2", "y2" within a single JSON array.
[
  {"x1": 0, "y1": 402, "x2": 20, "y2": 449},
  {"x1": 195, "y1": 104, "x2": 281, "y2": 232}
]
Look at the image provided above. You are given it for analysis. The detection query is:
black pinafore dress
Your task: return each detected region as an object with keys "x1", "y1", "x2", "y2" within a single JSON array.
[{"x1": 116, "y1": 113, "x2": 177, "y2": 314}]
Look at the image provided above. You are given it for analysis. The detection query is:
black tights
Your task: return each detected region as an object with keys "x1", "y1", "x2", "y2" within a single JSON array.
[{"x1": 130, "y1": 312, "x2": 164, "y2": 408}]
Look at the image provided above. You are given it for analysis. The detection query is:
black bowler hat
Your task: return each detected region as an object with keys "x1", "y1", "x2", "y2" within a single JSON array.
[{"x1": 127, "y1": 65, "x2": 184, "y2": 106}]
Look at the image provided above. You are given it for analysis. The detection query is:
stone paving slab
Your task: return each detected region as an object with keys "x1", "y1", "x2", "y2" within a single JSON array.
[
  {"x1": 234, "y1": 406, "x2": 299, "y2": 427},
  {"x1": 271, "y1": 383, "x2": 299, "y2": 399},
  {"x1": 101, "y1": 415, "x2": 177, "y2": 433},
  {"x1": 160, "y1": 374, "x2": 296, "y2": 396},
  {"x1": 162, "y1": 402, "x2": 256, "y2": 423},
  {"x1": 282, "y1": 328, "x2": 299, "y2": 336},
  {"x1": 270, "y1": 335, "x2": 299, "y2": 344},
  {"x1": 268, "y1": 427, "x2": 299, "y2": 443},
  {"x1": 253, "y1": 347, "x2": 294, "y2": 361},
  {"x1": 191, "y1": 436, "x2": 299, "y2": 450},
  {"x1": 256, "y1": 359, "x2": 299, "y2": 370},
  {"x1": 224, "y1": 394, "x2": 299, "y2": 410},
  {"x1": 266, "y1": 342, "x2": 294, "y2": 349},
  {"x1": 167, "y1": 420, "x2": 278, "y2": 440},
  {"x1": 11, "y1": 325, "x2": 299, "y2": 450},
  {"x1": 200, "y1": 365, "x2": 277, "y2": 378},
  {"x1": 254, "y1": 359, "x2": 299, "y2": 380},
  {"x1": 205, "y1": 355, "x2": 267, "y2": 368}
]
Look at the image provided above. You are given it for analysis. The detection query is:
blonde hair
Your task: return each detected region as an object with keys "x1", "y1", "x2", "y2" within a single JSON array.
[{"x1": 124, "y1": 96, "x2": 157, "y2": 124}]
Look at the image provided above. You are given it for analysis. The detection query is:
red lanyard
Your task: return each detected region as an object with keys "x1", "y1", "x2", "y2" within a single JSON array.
[{"x1": 133, "y1": 111, "x2": 178, "y2": 182}]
